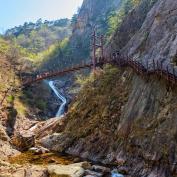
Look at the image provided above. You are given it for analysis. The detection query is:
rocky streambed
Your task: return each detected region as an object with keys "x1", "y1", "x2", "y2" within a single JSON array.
[
  {"x1": 0, "y1": 79, "x2": 125, "y2": 177},
  {"x1": 6, "y1": 151, "x2": 123, "y2": 177},
  {"x1": 4, "y1": 150, "x2": 125, "y2": 177}
]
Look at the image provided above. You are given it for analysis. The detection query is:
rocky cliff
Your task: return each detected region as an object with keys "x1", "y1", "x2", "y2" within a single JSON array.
[
  {"x1": 112, "y1": 0, "x2": 177, "y2": 68},
  {"x1": 40, "y1": 65, "x2": 177, "y2": 176},
  {"x1": 70, "y1": 0, "x2": 121, "y2": 61}
]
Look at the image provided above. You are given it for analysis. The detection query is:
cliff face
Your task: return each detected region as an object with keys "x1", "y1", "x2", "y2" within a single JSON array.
[
  {"x1": 41, "y1": 66, "x2": 177, "y2": 176},
  {"x1": 40, "y1": 0, "x2": 177, "y2": 176},
  {"x1": 69, "y1": 0, "x2": 121, "y2": 62},
  {"x1": 75, "y1": 0, "x2": 121, "y2": 29},
  {"x1": 110, "y1": 0, "x2": 158, "y2": 51},
  {"x1": 113, "y1": 0, "x2": 177, "y2": 68}
]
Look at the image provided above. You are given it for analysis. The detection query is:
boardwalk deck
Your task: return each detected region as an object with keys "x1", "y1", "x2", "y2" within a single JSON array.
[{"x1": 22, "y1": 55, "x2": 177, "y2": 87}]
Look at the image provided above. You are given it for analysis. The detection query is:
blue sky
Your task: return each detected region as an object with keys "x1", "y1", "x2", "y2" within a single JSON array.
[{"x1": 0, "y1": 0, "x2": 83, "y2": 32}]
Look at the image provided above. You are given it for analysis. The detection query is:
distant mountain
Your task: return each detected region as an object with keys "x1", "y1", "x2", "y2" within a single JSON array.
[{"x1": 4, "y1": 18, "x2": 72, "y2": 53}]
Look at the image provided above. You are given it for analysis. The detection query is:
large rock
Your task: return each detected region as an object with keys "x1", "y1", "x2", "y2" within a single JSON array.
[
  {"x1": 91, "y1": 165, "x2": 110, "y2": 173},
  {"x1": 11, "y1": 132, "x2": 35, "y2": 151},
  {"x1": 29, "y1": 117, "x2": 66, "y2": 139},
  {"x1": 48, "y1": 164, "x2": 85, "y2": 177}
]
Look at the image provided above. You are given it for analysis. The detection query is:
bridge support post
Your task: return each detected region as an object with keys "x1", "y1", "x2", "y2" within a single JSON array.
[
  {"x1": 100, "y1": 35, "x2": 104, "y2": 61},
  {"x1": 92, "y1": 30, "x2": 96, "y2": 71},
  {"x1": 92, "y1": 30, "x2": 104, "y2": 71}
]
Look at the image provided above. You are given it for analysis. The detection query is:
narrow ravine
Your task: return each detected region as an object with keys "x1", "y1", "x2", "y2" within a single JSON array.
[
  {"x1": 48, "y1": 80, "x2": 124, "y2": 177},
  {"x1": 48, "y1": 80, "x2": 67, "y2": 117},
  {"x1": 24, "y1": 80, "x2": 125, "y2": 177}
]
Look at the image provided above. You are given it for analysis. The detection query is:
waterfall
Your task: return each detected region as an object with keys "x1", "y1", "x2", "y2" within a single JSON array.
[{"x1": 48, "y1": 80, "x2": 67, "y2": 117}]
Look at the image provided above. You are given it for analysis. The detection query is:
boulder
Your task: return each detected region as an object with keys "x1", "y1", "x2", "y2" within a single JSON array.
[
  {"x1": 84, "y1": 169, "x2": 103, "y2": 177},
  {"x1": 11, "y1": 133, "x2": 35, "y2": 151},
  {"x1": 29, "y1": 146, "x2": 49, "y2": 155},
  {"x1": 91, "y1": 165, "x2": 110, "y2": 173},
  {"x1": 48, "y1": 164, "x2": 85, "y2": 177}
]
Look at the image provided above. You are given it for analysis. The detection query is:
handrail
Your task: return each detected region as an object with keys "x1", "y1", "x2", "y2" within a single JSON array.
[
  {"x1": 22, "y1": 53, "x2": 177, "y2": 87},
  {"x1": 110, "y1": 54, "x2": 177, "y2": 86},
  {"x1": 22, "y1": 62, "x2": 93, "y2": 86}
]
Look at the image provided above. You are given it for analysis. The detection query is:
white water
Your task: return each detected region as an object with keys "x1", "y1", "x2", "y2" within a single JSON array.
[
  {"x1": 111, "y1": 169, "x2": 124, "y2": 177},
  {"x1": 111, "y1": 173, "x2": 124, "y2": 177},
  {"x1": 48, "y1": 80, "x2": 67, "y2": 117}
]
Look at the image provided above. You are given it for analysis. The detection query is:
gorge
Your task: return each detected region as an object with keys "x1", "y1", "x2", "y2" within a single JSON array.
[{"x1": 0, "y1": 0, "x2": 177, "y2": 177}]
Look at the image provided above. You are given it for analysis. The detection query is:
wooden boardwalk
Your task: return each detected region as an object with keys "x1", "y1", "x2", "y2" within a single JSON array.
[
  {"x1": 22, "y1": 62, "x2": 93, "y2": 86},
  {"x1": 22, "y1": 54, "x2": 177, "y2": 87},
  {"x1": 110, "y1": 54, "x2": 177, "y2": 86}
]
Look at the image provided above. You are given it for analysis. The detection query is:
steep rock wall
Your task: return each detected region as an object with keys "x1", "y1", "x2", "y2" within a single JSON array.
[
  {"x1": 41, "y1": 66, "x2": 177, "y2": 176},
  {"x1": 122, "y1": 0, "x2": 177, "y2": 68},
  {"x1": 69, "y1": 0, "x2": 121, "y2": 61},
  {"x1": 110, "y1": 0, "x2": 158, "y2": 51}
]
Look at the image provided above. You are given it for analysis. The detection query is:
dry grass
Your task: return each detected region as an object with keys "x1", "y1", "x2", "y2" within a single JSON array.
[{"x1": 64, "y1": 65, "x2": 130, "y2": 140}]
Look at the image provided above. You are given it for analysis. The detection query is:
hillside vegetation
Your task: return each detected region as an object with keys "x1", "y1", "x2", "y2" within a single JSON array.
[
  {"x1": 0, "y1": 37, "x2": 57, "y2": 137},
  {"x1": 5, "y1": 18, "x2": 71, "y2": 53}
]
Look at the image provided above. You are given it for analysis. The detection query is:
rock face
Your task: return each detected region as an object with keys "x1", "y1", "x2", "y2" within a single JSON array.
[
  {"x1": 127, "y1": 0, "x2": 177, "y2": 66},
  {"x1": 41, "y1": 65, "x2": 177, "y2": 176},
  {"x1": 110, "y1": 0, "x2": 158, "y2": 51},
  {"x1": 112, "y1": 0, "x2": 177, "y2": 69}
]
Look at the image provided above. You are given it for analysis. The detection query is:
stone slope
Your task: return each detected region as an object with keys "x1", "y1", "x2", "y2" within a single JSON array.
[
  {"x1": 41, "y1": 65, "x2": 177, "y2": 176},
  {"x1": 110, "y1": 0, "x2": 158, "y2": 51},
  {"x1": 121, "y1": 0, "x2": 177, "y2": 68}
]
